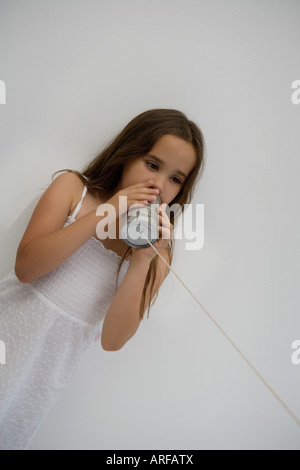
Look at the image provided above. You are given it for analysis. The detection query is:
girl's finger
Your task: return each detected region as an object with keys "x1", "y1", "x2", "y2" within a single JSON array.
[
  {"x1": 159, "y1": 225, "x2": 172, "y2": 240},
  {"x1": 158, "y1": 212, "x2": 172, "y2": 228},
  {"x1": 134, "y1": 180, "x2": 154, "y2": 188},
  {"x1": 159, "y1": 203, "x2": 168, "y2": 212},
  {"x1": 128, "y1": 191, "x2": 159, "y2": 203},
  {"x1": 158, "y1": 210, "x2": 170, "y2": 221}
]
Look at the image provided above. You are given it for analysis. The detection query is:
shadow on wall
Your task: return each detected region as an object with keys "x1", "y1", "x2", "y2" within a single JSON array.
[{"x1": 0, "y1": 194, "x2": 41, "y2": 280}]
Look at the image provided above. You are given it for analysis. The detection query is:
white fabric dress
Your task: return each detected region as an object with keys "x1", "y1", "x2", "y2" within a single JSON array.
[{"x1": 0, "y1": 186, "x2": 130, "y2": 450}]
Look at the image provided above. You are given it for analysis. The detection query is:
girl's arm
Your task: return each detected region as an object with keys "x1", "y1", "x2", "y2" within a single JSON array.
[
  {"x1": 101, "y1": 249, "x2": 170, "y2": 352},
  {"x1": 15, "y1": 174, "x2": 159, "y2": 283},
  {"x1": 15, "y1": 172, "x2": 106, "y2": 283}
]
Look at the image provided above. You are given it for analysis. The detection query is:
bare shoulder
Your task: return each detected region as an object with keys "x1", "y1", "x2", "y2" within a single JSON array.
[
  {"x1": 52, "y1": 170, "x2": 85, "y2": 193},
  {"x1": 52, "y1": 171, "x2": 87, "y2": 210},
  {"x1": 17, "y1": 171, "x2": 85, "y2": 252}
]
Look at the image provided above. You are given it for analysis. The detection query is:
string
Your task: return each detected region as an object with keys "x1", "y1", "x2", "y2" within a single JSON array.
[{"x1": 141, "y1": 232, "x2": 300, "y2": 428}]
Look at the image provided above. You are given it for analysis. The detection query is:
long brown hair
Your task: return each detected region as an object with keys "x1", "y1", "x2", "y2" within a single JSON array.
[{"x1": 54, "y1": 109, "x2": 205, "y2": 319}]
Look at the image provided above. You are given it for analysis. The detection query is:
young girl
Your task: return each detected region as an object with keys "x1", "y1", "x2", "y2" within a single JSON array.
[{"x1": 0, "y1": 109, "x2": 205, "y2": 450}]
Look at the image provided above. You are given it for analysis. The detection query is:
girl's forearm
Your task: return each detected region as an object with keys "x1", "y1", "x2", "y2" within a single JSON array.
[
  {"x1": 101, "y1": 257, "x2": 151, "y2": 351},
  {"x1": 15, "y1": 210, "x2": 106, "y2": 283}
]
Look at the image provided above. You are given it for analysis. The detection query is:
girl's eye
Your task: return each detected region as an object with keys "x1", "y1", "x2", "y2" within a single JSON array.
[
  {"x1": 146, "y1": 161, "x2": 158, "y2": 170},
  {"x1": 172, "y1": 177, "x2": 182, "y2": 185},
  {"x1": 146, "y1": 161, "x2": 182, "y2": 185}
]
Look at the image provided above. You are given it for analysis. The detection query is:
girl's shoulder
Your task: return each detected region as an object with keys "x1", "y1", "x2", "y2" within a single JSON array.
[
  {"x1": 53, "y1": 170, "x2": 85, "y2": 189},
  {"x1": 53, "y1": 171, "x2": 86, "y2": 213},
  {"x1": 16, "y1": 171, "x2": 87, "y2": 268}
]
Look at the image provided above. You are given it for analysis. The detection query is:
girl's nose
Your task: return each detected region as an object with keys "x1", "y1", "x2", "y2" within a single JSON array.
[{"x1": 150, "y1": 182, "x2": 163, "y2": 194}]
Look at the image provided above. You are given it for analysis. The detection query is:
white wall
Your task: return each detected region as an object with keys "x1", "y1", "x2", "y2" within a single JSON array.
[{"x1": 1, "y1": 0, "x2": 300, "y2": 450}]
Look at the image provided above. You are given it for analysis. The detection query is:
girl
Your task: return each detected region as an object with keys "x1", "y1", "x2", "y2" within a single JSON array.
[{"x1": 0, "y1": 109, "x2": 205, "y2": 450}]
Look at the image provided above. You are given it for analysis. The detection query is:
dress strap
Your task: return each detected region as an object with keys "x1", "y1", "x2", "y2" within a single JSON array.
[{"x1": 71, "y1": 186, "x2": 88, "y2": 219}]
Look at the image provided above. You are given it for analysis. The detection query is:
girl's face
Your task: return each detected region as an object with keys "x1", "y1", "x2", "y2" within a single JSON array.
[{"x1": 119, "y1": 134, "x2": 197, "y2": 205}]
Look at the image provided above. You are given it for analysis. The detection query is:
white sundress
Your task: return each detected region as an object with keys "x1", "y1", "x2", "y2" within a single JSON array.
[{"x1": 0, "y1": 186, "x2": 130, "y2": 450}]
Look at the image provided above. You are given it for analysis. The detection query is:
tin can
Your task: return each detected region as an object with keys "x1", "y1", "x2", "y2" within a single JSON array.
[{"x1": 120, "y1": 195, "x2": 162, "y2": 248}]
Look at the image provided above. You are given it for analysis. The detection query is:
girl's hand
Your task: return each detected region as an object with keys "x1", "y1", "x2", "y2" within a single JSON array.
[
  {"x1": 106, "y1": 180, "x2": 160, "y2": 218},
  {"x1": 130, "y1": 203, "x2": 173, "y2": 263}
]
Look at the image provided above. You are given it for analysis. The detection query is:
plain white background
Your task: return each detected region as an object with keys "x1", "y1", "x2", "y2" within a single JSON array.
[{"x1": 0, "y1": 0, "x2": 300, "y2": 450}]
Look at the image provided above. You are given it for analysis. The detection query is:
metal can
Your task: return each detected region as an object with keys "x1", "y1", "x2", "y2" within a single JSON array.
[{"x1": 120, "y1": 195, "x2": 162, "y2": 248}]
